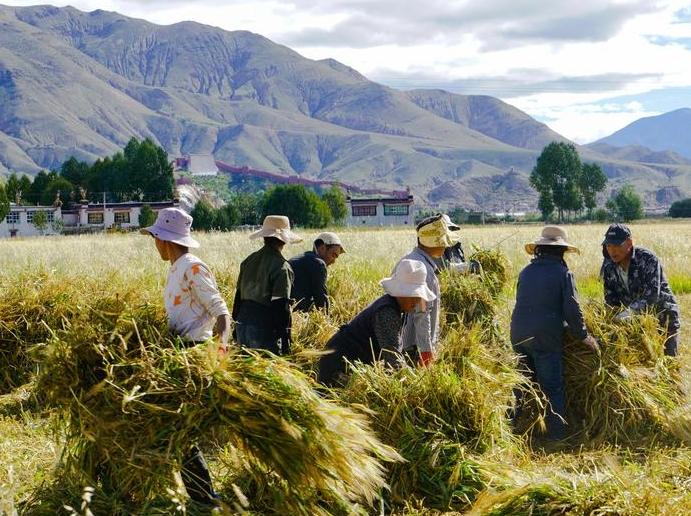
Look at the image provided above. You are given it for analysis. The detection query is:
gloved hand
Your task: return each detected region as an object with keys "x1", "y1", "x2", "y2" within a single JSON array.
[
  {"x1": 581, "y1": 335, "x2": 600, "y2": 354},
  {"x1": 469, "y1": 260, "x2": 483, "y2": 274},
  {"x1": 614, "y1": 308, "x2": 632, "y2": 322},
  {"x1": 418, "y1": 351, "x2": 433, "y2": 367}
]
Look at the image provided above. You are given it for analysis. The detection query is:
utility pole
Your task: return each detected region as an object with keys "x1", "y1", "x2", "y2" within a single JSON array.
[{"x1": 103, "y1": 191, "x2": 107, "y2": 231}]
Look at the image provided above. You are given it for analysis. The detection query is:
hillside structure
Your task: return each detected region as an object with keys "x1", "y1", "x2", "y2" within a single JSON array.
[
  {"x1": 346, "y1": 193, "x2": 415, "y2": 226},
  {"x1": 175, "y1": 155, "x2": 219, "y2": 176}
]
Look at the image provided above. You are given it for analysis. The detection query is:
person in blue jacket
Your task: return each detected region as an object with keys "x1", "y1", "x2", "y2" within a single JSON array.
[{"x1": 510, "y1": 226, "x2": 599, "y2": 441}]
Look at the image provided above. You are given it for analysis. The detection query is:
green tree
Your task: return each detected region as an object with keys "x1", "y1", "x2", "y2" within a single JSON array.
[
  {"x1": 0, "y1": 183, "x2": 9, "y2": 222},
  {"x1": 669, "y1": 198, "x2": 691, "y2": 218},
  {"x1": 5, "y1": 173, "x2": 20, "y2": 203},
  {"x1": 31, "y1": 210, "x2": 48, "y2": 235},
  {"x1": 607, "y1": 185, "x2": 644, "y2": 222},
  {"x1": 138, "y1": 204, "x2": 157, "y2": 228},
  {"x1": 126, "y1": 138, "x2": 174, "y2": 201},
  {"x1": 18, "y1": 175, "x2": 32, "y2": 202},
  {"x1": 60, "y1": 157, "x2": 90, "y2": 188},
  {"x1": 41, "y1": 177, "x2": 75, "y2": 206},
  {"x1": 262, "y1": 184, "x2": 332, "y2": 228},
  {"x1": 191, "y1": 199, "x2": 217, "y2": 231},
  {"x1": 530, "y1": 142, "x2": 583, "y2": 222},
  {"x1": 26, "y1": 171, "x2": 56, "y2": 205},
  {"x1": 579, "y1": 163, "x2": 608, "y2": 219},
  {"x1": 321, "y1": 185, "x2": 347, "y2": 224},
  {"x1": 233, "y1": 193, "x2": 263, "y2": 226},
  {"x1": 214, "y1": 203, "x2": 240, "y2": 230}
]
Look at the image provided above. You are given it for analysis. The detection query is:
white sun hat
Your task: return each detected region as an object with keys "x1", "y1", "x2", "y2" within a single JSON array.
[
  {"x1": 249, "y1": 215, "x2": 303, "y2": 244},
  {"x1": 380, "y1": 259, "x2": 437, "y2": 302},
  {"x1": 316, "y1": 231, "x2": 345, "y2": 252},
  {"x1": 140, "y1": 207, "x2": 200, "y2": 248}
]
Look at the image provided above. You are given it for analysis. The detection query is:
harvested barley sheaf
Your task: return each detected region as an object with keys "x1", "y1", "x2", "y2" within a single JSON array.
[
  {"x1": 26, "y1": 299, "x2": 399, "y2": 515},
  {"x1": 338, "y1": 325, "x2": 528, "y2": 511},
  {"x1": 563, "y1": 303, "x2": 685, "y2": 445}
]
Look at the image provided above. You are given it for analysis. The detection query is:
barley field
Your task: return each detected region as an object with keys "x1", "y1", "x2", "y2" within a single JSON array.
[{"x1": 0, "y1": 222, "x2": 689, "y2": 515}]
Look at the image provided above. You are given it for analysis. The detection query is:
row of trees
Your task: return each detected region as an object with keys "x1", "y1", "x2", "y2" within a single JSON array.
[
  {"x1": 3, "y1": 138, "x2": 174, "y2": 208},
  {"x1": 191, "y1": 184, "x2": 348, "y2": 230}
]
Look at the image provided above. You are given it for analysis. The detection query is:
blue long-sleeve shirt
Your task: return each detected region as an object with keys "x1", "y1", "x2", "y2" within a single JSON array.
[{"x1": 511, "y1": 254, "x2": 587, "y2": 351}]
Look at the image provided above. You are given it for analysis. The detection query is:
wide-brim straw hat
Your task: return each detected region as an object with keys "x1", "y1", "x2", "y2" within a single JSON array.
[
  {"x1": 250, "y1": 215, "x2": 303, "y2": 244},
  {"x1": 380, "y1": 258, "x2": 437, "y2": 302},
  {"x1": 525, "y1": 225, "x2": 579, "y2": 255},
  {"x1": 140, "y1": 207, "x2": 200, "y2": 248}
]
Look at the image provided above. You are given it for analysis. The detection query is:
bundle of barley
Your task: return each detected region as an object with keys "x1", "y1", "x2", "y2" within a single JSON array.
[
  {"x1": 439, "y1": 271, "x2": 497, "y2": 330},
  {"x1": 563, "y1": 303, "x2": 684, "y2": 444},
  {"x1": 290, "y1": 308, "x2": 340, "y2": 375},
  {"x1": 33, "y1": 300, "x2": 399, "y2": 514},
  {"x1": 467, "y1": 248, "x2": 511, "y2": 299},
  {"x1": 338, "y1": 326, "x2": 527, "y2": 510}
]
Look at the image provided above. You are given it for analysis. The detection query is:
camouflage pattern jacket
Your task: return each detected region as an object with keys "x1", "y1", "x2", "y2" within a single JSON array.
[{"x1": 601, "y1": 246, "x2": 680, "y2": 328}]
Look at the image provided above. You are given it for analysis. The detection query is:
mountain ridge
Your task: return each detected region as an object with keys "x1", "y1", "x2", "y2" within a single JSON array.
[{"x1": 1, "y1": 4, "x2": 689, "y2": 210}]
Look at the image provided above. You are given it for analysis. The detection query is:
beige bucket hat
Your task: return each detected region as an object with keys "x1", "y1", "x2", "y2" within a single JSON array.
[
  {"x1": 380, "y1": 259, "x2": 437, "y2": 302},
  {"x1": 525, "y1": 225, "x2": 579, "y2": 255},
  {"x1": 250, "y1": 215, "x2": 303, "y2": 244}
]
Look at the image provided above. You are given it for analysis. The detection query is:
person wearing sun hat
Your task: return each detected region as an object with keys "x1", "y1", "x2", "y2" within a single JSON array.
[
  {"x1": 510, "y1": 225, "x2": 599, "y2": 442},
  {"x1": 317, "y1": 259, "x2": 436, "y2": 387},
  {"x1": 141, "y1": 206, "x2": 230, "y2": 506},
  {"x1": 600, "y1": 223, "x2": 680, "y2": 356},
  {"x1": 396, "y1": 213, "x2": 460, "y2": 367},
  {"x1": 232, "y1": 215, "x2": 303, "y2": 355},
  {"x1": 290, "y1": 231, "x2": 345, "y2": 313}
]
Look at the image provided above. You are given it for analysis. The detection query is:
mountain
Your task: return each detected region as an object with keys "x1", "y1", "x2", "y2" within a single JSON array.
[
  {"x1": 1, "y1": 4, "x2": 690, "y2": 210},
  {"x1": 594, "y1": 108, "x2": 691, "y2": 159}
]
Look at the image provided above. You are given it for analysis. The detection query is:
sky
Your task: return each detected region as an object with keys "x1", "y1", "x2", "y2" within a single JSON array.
[{"x1": 4, "y1": 0, "x2": 691, "y2": 143}]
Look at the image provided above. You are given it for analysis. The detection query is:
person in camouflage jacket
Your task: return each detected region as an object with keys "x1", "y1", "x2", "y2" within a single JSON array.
[{"x1": 600, "y1": 224, "x2": 680, "y2": 356}]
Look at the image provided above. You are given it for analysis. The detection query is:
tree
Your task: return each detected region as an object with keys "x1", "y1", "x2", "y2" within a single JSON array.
[
  {"x1": 214, "y1": 203, "x2": 240, "y2": 230},
  {"x1": 138, "y1": 204, "x2": 157, "y2": 228},
  {"x1": 60, "y1": 157, "x2": 90, "y2": 188},
  {"x1": 0, "y1": 183, "x2": 9, "y2": 222},
  {"x1": 5, "y1": 173, "x2": 20, "y2": 203},
  {"x1": 126, "y1": 138, "x2": 175, "y2": 201},
  {"x1": 579, "y1": 163, "x2": 608, "y2": 218},
  {"x1": 31, "y1": 210, "x2": 48, "y2": 235},
  {"x1": 26, "y1": 171, "x2": 56, "y2": 205},
  {"x1": 530, "y1": 142, "x2": 583, "y2": 222},
  {"x1": 262, "y1": 184, "x2": 332, "y2": 228},
  {"x1": 607, "y1": 185, "x2": 644, "y2": 222},
  {"x1": 669, "y1": 198, "x2": 691, "y2": 218},
  {"x1": 322, "y1": 186, "x2": 347, "y2": 224},
  {"x1": 191, "y1": 199, "x2": 217, "y2": 231},
  {"x1": 41, "y1": 177, "x2": 74, "y2": 206},
  {"x1": 233, "y1": 193, "x2": 263, "y2": 226}
]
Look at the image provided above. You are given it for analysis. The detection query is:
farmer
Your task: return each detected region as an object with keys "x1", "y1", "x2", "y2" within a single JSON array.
[
  {"x1": 397, "y1": 213, "x2": 460, "y2": 367},
  {"x1": 600, "y1": 223, "x2": 681, "y2": 356},
  {"x1": 436, "y1": 214, "x2": 482, "y2": 274},
  {"x1": 232, "y1": 215, "x2": 302, "y2": 355},
  {"x1": 290, "y1": 232, "x2": 345, "y2": 312},
  {"x1": 510, "y1": 226, "x2": 599, "y2": 441},
  {"x1": 318, "y1": 259, "x2": 436, "y2": 387},
  {"x1": 141, "y1": 207, "x2": 230, "y2": 506}
]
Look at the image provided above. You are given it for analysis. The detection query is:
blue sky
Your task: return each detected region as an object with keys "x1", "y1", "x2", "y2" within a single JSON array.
[{"x1": 4, "y1": 0, "x2": 691, "y2": 143}]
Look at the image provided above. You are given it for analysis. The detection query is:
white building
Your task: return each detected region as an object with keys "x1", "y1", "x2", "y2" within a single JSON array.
[
  {"x1": 1, "y1": 201, "x2": 178, "y2": 238},
  {"x1": 177, "y1": 154, "x2": 219, "y2": 176},
  {"x1": 346, "y1": 194, "x2": 415, "y2": 226},
  {"x1": 0, "y1": 204, "x2": 62, "y2": 238},
  {"x1": 61, "y1": 201, "x2": 179, "y2": 231}
]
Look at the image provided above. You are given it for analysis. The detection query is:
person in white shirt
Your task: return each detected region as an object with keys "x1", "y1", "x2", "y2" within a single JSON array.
[{"x1": 141, "y1": 207, "x2": 230, "y2": 507}]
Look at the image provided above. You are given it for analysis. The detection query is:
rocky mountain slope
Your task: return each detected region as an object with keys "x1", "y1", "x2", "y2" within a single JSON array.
[{"x1": 1, "y1": 4, "x2": 689, "y2": 210}]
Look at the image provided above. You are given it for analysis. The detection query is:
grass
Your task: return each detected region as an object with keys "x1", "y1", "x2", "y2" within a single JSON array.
[{"x1": 0, "y1": 222, "x2": 689, "y2": 514}]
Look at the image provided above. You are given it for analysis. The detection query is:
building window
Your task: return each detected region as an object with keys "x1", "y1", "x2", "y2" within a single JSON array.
[
  {"x1": 46, "y1": 211, "x2": 55, "y2": 223},
  {"x1": 26, "y1": 211, "x2": 36, "y2": 223},
  {"x1": 88, "y1": 212, "x2": 104, "y2": 225},
  {"x1": 352, "y1": 204, "x2": 377, "y2": 217},
  {"x1": 5, "y1": 211, "x2": 20, "y2": 224},
  {"x1": 383, "y1": 204, "x2": 409, "y2": 216},
  {"x1": 114, "y1": 211, "x2": 131, "y2": 224}
]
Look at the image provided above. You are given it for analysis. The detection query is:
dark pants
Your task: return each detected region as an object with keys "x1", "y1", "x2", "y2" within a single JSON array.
[
  {"x1": 181, "y1": 446, "x2": 217, "y2": 505},
  {"x1": 318, "y1": 340, "x2": 359, "y2": 387},
  {"x1": 664, "y1": 315, "x2": 680, "y2": 357},
  {"x1": 236, "y1": 322, "x2": 280, "y2": 355},
  {"x1": 513, "y1": 342, "x2": 566, "y2": 440}
]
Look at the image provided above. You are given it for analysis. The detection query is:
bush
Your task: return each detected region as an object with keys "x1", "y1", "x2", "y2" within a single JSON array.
[{"x1": 669, "y1": 198, "x2": 691, "y2": 218}]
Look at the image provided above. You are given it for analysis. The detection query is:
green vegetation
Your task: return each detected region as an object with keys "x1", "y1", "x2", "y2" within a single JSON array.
[
  {"x1": 607, "y1": 184, "x2": 645, "y2": 222},
  {"x1": 531, "y1": 141, "x2": 608, "y2": 221},
  {"x1": 669, "y1": 198, "x2": 691, "y2": 218}
]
